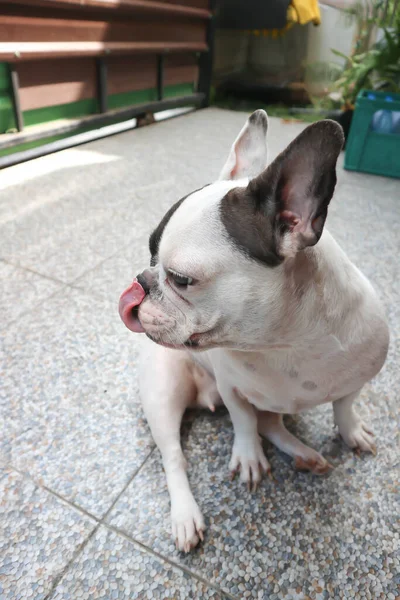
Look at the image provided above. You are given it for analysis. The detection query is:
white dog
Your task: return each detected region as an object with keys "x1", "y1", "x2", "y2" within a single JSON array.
[{"x1": 119, "y1": 111, "x2": 389, "y2": 553}]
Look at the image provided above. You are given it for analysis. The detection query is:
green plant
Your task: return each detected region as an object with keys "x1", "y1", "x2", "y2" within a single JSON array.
[{"x1": 332, "y1": 2, "x2": 400, "y2": 107}]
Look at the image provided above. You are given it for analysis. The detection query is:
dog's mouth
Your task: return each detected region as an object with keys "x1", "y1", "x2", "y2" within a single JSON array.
[
  {"x1": 145, "y1": 333, "x2": 199, "y2": 350},
  {"x1": 119, "y1": 282, "x2": 215, "y2": 349},
  {"x1": 146, "y1": 331, "x2": 210, "y2": 351},
  {"x1": 118, "y1": 279, "x2": 146, "y2": 333}
]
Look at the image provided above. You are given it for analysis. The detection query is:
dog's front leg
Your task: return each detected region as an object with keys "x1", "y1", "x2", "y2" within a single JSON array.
[
  {"x1": 219, "y1": 385, "x2": 270, "y2": 490},
  {"x1": 140, "y1": 346, "x2": 205, "y2": 552}
]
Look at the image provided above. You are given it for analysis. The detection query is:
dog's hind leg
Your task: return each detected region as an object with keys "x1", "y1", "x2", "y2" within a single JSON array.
[
  {"x1": 333, "y1": 389, "x2": 376, "y2": 455},
  {"x1": 139, "y1": 341, "x2": 205, "y2": 552},
  {"x1": 258, "y1": 411, "x2": 333, "y2": 474}
]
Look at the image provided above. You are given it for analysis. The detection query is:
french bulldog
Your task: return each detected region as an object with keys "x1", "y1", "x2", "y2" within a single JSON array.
[{"x1": 119, "y1": 110, "x2": 389, "y2": 553}]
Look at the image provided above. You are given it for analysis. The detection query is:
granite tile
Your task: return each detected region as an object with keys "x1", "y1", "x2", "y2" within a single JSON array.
[
  {"x1": 0, "y1": 260, "x2": 62, "y2": 328},
  {"x1": 326, "y1": 182, "x2": 399, "y2": 305},
  {"x1": 0, "y1": 287, "x2": 153, "y2": 517},
  {"x1": 107, "y1": 399, "x2": 399, "y2": 599},
  {"x1": 336, "y1": 152, "x2": 400, "y2": 195},
  {"x1": 0, "y1": 467, "x2": 96, "y2": 600},
  {"x1": 0, "y1": 108, "x2": 398, "y2": 600},
  {"x1": 0, "y1": 152, "x2": 177, "y2": 283},
  {"x1": 50, "y1": 526, "x2": 231, "y2": 600}
]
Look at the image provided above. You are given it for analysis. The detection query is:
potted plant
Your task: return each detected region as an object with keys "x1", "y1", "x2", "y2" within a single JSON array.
[{"x1": 331, "y1": 0, "x2": 400, "y2": 142}]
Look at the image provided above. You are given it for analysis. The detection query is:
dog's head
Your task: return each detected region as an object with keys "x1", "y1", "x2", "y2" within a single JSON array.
[{"x1": 119, "y1": 110, "x2": 344, "y2": 351}]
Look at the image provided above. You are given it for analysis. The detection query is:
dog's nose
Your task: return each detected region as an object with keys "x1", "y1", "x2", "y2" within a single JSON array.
[{"x1": 136, "y1": 268, "x2": 155, "y2": 295}]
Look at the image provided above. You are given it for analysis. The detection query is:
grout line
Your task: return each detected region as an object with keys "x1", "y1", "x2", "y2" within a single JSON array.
[
  {"x1": 9, "y1": 451, "x2": 237, "y2": 598},
  {"x1": 67, "y1": 234, "x2": 141, "y2": 288},
  {"x1": 68, "y1": 254, "x2": 119, "y2": 288},
  {"x1": 6, "y1": 465, "x2": 100, "y2": 522},
  {"x1": 43, "y1": 523, "x2": 101, "y2": 600},
  {"x1": 1, "y1": 280, "x2": 70, "y2": 331},
  {"x1": 0, "y1": 257, "x2": 66, "y2": 285},
  {"x1": 0, "y1": 250, "x2": 122, "y2": 331},
  {"x1": 103, "y1": 522, "x2": 239, "y2": 600},
  {"x1": 7, "y1": 444, "x2": 156, "y2": 526},
  {"x1": 41, "y1": 484, "x2": 101, "y2": 523},
  {"x1": 100, "y1": 446, "x2": 156, "y2": 523}
]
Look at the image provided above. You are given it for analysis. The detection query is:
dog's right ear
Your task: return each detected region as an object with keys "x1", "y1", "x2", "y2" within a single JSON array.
[{"x1": 218, "y1": 110, "x2": 268, "y2": 181}]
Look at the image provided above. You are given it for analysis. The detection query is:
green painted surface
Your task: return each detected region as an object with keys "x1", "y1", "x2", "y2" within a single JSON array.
[
  {"x1": 0, "y1": 133, "x2": 69, "y2": 158},
  {"x1": 24, "y1": 98, "x2": 98, "y2": 128},
  {"x1": 23, "y1": 83, "x2": 194, "y2": 127},
  {"x1": 163, "y1": 83, "x2": 194, "y2": 99},
  {"x1": 0, "y1": 63, "x2": 16, "y2": 133},
  {"x1": 108, "y1": 87, "x2": 157, "y2": 111}
]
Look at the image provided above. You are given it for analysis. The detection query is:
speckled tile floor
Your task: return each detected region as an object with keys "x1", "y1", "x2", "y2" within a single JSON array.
[{"x1": 0, "y1": 108, "x2": 399, "y2": 600}]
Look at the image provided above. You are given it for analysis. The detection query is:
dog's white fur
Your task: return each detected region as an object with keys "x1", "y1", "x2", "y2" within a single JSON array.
[{"x1": 134, "y1": 112, "x2": 389, "y2": 552}]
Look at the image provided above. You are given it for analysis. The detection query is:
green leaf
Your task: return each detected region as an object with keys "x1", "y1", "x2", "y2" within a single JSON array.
[{"x1": 331, "y1": 49, "x2": 351, "y2": 62}]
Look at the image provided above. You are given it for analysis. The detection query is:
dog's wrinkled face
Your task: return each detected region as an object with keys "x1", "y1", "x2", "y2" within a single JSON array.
[{"x1": 119, "y1": 110, "x2": 344, "y2": 350}]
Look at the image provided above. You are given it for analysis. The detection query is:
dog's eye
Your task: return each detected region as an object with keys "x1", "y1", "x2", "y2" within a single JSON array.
[{"x1": 168, "y1": 269, "x2": 194, "y2": 288}]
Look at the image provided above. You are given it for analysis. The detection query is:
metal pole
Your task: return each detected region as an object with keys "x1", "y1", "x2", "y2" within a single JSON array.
[
  {"x1": 8, "y1": 63, "x2": 24, "y2": 132},
  {"x1": 157, "y1": 54, "x2": 164, "y2": 101},
  {"x1": 96, "y1": 57, "x2": 108, "y2": 113},
  {"x1": 197, "y1": 0, "x2": 216, "y2": 108}
]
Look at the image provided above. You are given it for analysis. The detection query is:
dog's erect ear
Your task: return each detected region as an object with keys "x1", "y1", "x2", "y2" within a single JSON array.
[
  {"x1": 218, "y1": 110, "x2": 268, "y2": 181},
  {"x1": 221, "y1": 120, "x2": 344, "y2": 265},
  {"x1": 249, "y1": 119, "x2": 344, "y2": 256}
]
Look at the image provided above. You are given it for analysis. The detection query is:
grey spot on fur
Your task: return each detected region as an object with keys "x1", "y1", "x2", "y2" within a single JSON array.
[
  {"x1": 302, "y1": 380, "x2": 318, "y2": 391},
  {"x1": 244, "y1": 361, "x2": 256, "y2": 372},
  {"x1": 288, "y1": 368, "x2": 299, "y2": 378}
]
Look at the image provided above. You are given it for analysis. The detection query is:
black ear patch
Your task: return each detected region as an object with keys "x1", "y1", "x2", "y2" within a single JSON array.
[
  {"x1": 148, "y1": 184, "x2": 211, "y2": 266},
  {"x1": 220, "y1": 120, "x2": 343, "y2": 264},
  {"x1": 220, "y1": 186, "x2": 283, "y2": 267}
]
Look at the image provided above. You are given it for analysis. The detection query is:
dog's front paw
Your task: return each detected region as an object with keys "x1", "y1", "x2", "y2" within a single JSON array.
[
  {"x1": 171, "y1": 498, "x2": 205, "y2": 553},
  {"x1": 229, "y1": 434, "x2": 270, "y2": 491},
  {"x1": 339, "y1": 419, "x2": 377, "y2": 455}
]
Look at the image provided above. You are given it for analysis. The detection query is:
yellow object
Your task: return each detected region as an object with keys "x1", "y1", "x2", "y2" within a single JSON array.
[
  {"x1": 288, "y1": 0, "x2": 321, "y2": 26},
  {"x1": 246, "y1": 0, "x2": 320, "y2": 37}
]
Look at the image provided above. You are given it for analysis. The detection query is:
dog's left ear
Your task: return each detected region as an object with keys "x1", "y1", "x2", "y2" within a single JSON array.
[
  {"x1": 221, "y1": 120, "x2": 344, "y2": 265},
  {"x1": 218, "y1": 109, "x2": 268, "y2": 181},
  {"x1": 249, "y1": 119, "x2": 344, "y2": 257}
]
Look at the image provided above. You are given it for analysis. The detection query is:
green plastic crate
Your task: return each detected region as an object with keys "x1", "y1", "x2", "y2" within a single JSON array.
[{"x1": 344, "y1": 89, "x2": 400, "y2": 178}]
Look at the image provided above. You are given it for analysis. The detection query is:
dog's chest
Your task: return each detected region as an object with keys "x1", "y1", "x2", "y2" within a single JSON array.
[
  {"x1": 206, "y1": 346, "x2": 344, "y2": 414},
  {"x1": 239, "y1": 360, "x2": 332, "y2": 413}
]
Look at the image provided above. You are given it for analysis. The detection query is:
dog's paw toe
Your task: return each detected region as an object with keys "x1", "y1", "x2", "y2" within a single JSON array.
[
  {"x1": 171, "y1": 502, "x2": 205, "y2": 553},
  {"x1": 294, "y1": 452, "x2": 333, "y2": 475},
  {"x1": 345, "y1": 421, "x2": 376, "y2": 456},
  {"x1": 341, "y1": 421, "x2": 376, "y2": 455},
  {"x1": 229, "y1": 435, "x2": 270, "y2": 491}
]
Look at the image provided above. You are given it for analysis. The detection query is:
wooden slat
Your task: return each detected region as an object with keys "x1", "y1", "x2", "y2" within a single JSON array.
[
  {"x1": 3, "y1": 0, "x2": 211, "y2": 20},
  {"x1": 107, "y1": 56, "x2": 158, "y2": 95},
  {"x1": 107, "y1": 54, "x2": 197, "y2": 95},
  {"x1": 164, "y1": 54, "x2": 198, "y2": 86},
  {"x1": 0, "y1": 41, "x2": 207, "y2": 61},
  {"x1": 157, "y1": 0, "x2": 209, "y2": 8},
  {"x1": 0, "y1": 15, "x2": 206, "y2": 44},
  {"x1": 17, "y1": 58, "x2": 96, "y2": 110},
  {"x1": 16, "y1": 55, "x2": 198, "y2": 109}
]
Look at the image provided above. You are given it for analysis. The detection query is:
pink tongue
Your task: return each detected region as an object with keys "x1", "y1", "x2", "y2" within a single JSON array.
[{"x1": 119, "y1": 279, "x2": 146, "y2": 333}]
